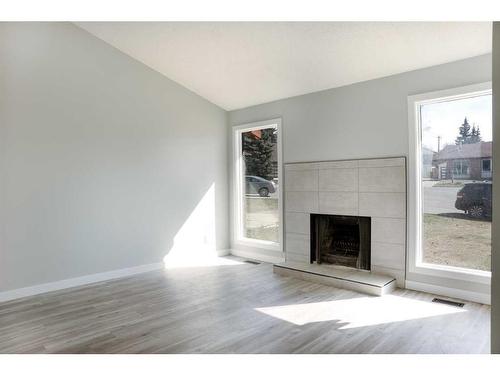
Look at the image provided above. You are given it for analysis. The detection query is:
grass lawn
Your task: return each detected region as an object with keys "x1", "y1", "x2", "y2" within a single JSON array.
[
  {"x1": 244, "y1": 197, "x2": 279, "y2": 242},
  {"x1": 423, "y1": 213, "x2": 491, "y2": 271}
]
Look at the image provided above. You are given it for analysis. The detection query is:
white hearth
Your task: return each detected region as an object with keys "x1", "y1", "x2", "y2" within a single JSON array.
[{"x1": 274, "y1": 262, "x2": 396, "y2": 296}]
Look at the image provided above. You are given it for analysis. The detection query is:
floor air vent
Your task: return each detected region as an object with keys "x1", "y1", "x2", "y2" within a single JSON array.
[
  {"x1": 432, "y1": 298, "x2": 464, "y2": 308},
  {"x1": 244, "y1": 260, "x2": 261, "y2": 265}
]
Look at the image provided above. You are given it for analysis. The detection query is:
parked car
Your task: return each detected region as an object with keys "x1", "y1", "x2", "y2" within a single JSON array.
[
  {"x1": 245, "y1": 175, "x2": 276, "y2": 197},
  {"x1": 455, "y1": 182, "x2": 492, "y2": 218}
]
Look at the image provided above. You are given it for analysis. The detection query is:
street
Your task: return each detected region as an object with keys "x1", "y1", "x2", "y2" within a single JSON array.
[{"x1": 422, "y1": 181, "x2": 462, "y2": 214}]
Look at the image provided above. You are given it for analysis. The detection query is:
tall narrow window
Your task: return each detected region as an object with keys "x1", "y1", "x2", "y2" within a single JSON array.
[
  {"x1": 409, "y1": 84, "x2": 492, "y2": 281},
  {"x1": 482, "y1": 159, "x2": 492, "y2": 179},
  {"x1": 234, "y1": 119, "x2": 282, "y2": 250}
]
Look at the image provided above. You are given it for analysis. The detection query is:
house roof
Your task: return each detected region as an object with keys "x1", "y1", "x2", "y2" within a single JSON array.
[{"x1": 433, "y1": 141, "x2": 492, "y2": 161}]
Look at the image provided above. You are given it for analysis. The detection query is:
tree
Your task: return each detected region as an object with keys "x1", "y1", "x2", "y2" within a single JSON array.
[
  {"x1": 470, "y1": 125, "x2": 482, "y2": 143},
  {"x1": 242, "y1": 128, "x2": 276, "y2": 180},
  {"x1": 455, "y1": 117, "x2": 471, "y2": 145},
  {"x1": 454, "y1": 117, "x2": 482, "y2": 145}
]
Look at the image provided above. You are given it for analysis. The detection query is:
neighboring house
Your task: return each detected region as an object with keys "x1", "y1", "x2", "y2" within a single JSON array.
[{"x1": 432, "y1": 141, "x2": 492, "y2": 180}]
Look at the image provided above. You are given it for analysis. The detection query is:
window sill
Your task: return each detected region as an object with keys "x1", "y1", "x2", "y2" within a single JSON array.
[
  {"x1": 234, "y1": 238, "x2": 282, "y2": 252},
  {"x1": 412, "y1": 261, "x2": 491, "y2": 285}
]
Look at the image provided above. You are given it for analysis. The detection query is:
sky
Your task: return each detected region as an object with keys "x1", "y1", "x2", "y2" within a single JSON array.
[{"x1": 421, "y1": 94, "x2": 492, "y2": 152}]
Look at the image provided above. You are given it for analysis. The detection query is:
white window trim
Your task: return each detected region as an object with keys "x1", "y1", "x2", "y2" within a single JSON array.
[
  {"x1": 407, "y1": 82, "x2": 492, "y2": 285},
  {"x1": 233, "y1": 118, "x2": 283, "y2": 252}
]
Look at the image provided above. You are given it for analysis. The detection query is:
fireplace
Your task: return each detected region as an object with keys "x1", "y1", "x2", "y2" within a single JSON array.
[{"x1": 310, "y1": 214, "x2": 371, "y2": 270}]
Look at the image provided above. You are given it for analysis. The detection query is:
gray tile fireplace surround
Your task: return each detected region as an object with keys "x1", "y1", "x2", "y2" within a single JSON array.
[{"x1": 279, "y1": 157, "x2": 407, "y2": 289}]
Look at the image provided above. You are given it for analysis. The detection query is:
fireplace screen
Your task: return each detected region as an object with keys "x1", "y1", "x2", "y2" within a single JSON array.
[{"x1": 310, "y1": 214, "x2": 371, "y2": 270}]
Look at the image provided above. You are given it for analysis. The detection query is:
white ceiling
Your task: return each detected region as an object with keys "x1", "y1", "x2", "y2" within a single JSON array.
[{"x1": 76, "y1": 22, "x2": 492, "y2": 111}]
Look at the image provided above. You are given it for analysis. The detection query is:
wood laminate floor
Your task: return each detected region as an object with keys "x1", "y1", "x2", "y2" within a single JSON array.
[{"x1": 0, "y1": 257, "x2": 490, "y2": 353}]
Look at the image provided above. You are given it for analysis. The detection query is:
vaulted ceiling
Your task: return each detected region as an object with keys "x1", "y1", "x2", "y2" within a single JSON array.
[{"x1": 76, "y1": 22, "x2": 492, "y2": 110}]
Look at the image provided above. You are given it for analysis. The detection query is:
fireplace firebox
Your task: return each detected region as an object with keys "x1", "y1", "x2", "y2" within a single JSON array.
[{"x1": 310, "y1": 214, "x2": 371, "y2": 270}]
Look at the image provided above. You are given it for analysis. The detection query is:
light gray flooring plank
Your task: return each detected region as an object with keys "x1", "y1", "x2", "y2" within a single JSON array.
[{"x1": 0, "y1": 257, "x2": 490, "y2": 354}]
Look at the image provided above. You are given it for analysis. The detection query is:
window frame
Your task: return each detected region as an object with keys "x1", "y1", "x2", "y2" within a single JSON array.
[
  {"x1": 407, "y1": 82, "x2": 492, "y2": 285},
  {"x1": 232, "y1": 118, "x2": 283, "y2": 252}
]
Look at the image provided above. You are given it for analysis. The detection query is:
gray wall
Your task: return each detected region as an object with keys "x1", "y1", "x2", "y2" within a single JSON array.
[
  {"x1": 0, "y1": 23, "x2": 228, "y2": 292},
  {"x1": 229, "y1": 54, "x2": 492, "y2": 294},
  {"x1": 491, "y1": 22, "x2": 500, "y2": 354},
  {"x1": 229, "y1": 54, "x2": 491, "y2": 163}
]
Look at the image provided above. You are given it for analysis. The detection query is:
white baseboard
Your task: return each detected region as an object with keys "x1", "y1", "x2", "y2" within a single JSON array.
[
  {"x1": 0, "y1": 262, "x2": 164, "y2": 303},
  {"x1": 405, "y1": 280, "x2": 491, "y2": 305},
  {"x1": 216, "y1": 248, "x2": 231, "y2": 257},
  {"x1": 230, "y1": 248, "x2": 285, "y2": 264}
]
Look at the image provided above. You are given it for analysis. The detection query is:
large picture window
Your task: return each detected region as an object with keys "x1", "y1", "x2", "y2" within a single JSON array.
[
  {"x1": 408, "y1": 83, "x2": 492, "y2": 288},
  {"x1": 233, "y1": 119, "x2": 282, "y2": 251}
]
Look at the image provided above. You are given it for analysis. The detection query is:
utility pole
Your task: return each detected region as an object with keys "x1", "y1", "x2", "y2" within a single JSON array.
[{"x1": 437, "y1": 136, "x2": 441, "y2": 153}]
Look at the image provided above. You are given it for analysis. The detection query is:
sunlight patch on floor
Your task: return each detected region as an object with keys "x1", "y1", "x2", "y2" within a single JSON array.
[{"x1": 255, "y1": 294, "x2": 466, "y2": 329}]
